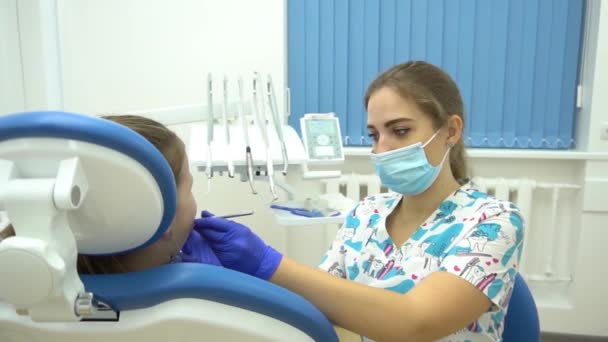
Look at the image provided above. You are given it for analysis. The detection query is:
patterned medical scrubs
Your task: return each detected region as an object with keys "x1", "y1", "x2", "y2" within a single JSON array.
[{"x1": 319, "y1": 182, "x2": 524, "y2": 342}]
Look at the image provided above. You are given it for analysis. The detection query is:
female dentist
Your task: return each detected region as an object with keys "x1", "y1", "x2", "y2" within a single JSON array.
[{"x1": 195, "y1": 61, "x2": 524, "y2": 342}]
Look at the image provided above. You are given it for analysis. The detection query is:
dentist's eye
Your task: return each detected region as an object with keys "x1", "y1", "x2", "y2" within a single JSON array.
[
  {"x1": 367, "y1": 132, "x2": 378, "y2": 142},
  {"x1": 394, "y1": 128, "x2": 410, "y2": 136}
]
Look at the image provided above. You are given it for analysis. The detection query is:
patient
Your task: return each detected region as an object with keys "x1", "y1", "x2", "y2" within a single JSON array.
[{"x1": 0, "y1": 115, "x2": 221, "y2": 274}]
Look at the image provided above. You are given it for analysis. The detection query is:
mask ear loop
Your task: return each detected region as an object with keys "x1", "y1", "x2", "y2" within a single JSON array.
[
  {"x1": 422, "y1": 130, "x2": 442, "y2": 148},
  {"x1": 435, "y1": 134, "x2": 454, "y2": 168},
  {"x1": 430, "y1": 126, "x2": 456, "y2": 167},
  {"x1": 437, "y1": 142, "x2": 453, "y2": 167}
]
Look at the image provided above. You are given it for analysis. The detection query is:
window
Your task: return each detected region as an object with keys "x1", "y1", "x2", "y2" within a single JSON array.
[{"x1": 287, "y1": 0, "x2": 586, "y2": 149}]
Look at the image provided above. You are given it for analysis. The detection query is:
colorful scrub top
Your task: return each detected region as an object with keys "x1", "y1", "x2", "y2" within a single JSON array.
[{"x1": 319, "y1": 182, "x2": 524, "y2": 342}]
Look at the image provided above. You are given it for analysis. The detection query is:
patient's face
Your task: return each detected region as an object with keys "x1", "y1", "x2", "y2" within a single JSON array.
[
  {"x1": 170, "y1": 154, "x2": 197, "y2": 252},
  {"x1": 118, "y1": 143, "x2": 197, "y2": 272}
]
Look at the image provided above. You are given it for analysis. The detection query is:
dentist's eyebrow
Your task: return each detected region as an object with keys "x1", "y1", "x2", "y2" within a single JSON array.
[{"x1": 367, "y1": 117, "x2": 415, "y2": 129}]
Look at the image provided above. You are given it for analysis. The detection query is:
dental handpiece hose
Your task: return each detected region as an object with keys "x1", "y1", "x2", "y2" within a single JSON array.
[
  {"x1": 222, "y1": 75, "x2": 235, "y2": 178},
  {"x1": 237, "y1": 76, "x2": 257, "y2": 194},
  {"x1": 267, "y1": 75, "x2": 288, "y2": 175},
  {"x1": 252, "y1": 72, "x2": 278, "y2": 200},
  {"x1": 205, "y1": 73, "x2": 214, "y2": 192}
]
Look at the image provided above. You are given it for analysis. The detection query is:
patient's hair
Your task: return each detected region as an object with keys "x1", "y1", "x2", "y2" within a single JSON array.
[
  {"x1": 0, "y1": 115, "x2": 186, "y2": 275},
  {"x1": 103, "y1": 115, "x2": 186, "y2": 183},
  {"x1": 0, "y1": 224, "x2": 14, "y2": 240}
]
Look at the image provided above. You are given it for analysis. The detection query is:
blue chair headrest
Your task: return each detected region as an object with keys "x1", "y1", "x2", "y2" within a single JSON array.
[{"x1": 0, "y1": 111, "x2": 176, "y2": 254}]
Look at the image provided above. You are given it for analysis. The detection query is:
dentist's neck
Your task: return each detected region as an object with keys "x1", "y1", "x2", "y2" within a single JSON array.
[{"x1": 399, "y1": 166, "x2": 461, "y2": 219}]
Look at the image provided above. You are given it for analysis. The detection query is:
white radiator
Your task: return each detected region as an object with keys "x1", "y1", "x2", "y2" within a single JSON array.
[{"x1": 324, "y1": 174, "x2": 582, "y2": 284}]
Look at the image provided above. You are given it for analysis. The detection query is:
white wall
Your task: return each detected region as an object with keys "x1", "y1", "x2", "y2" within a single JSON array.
[
  {"x1": 580, "y1": 0, "x2": 608, "y2": 153},
  {"x1": 561, "y1": 0, "x2": 608, "y2": 337},
  {"x1": 0, "y1": 0, "x2": 24, "y2": 114},
  {"x1": 58, "y1": 0, "x2": 287, "y2": 124},
  {"x1": 1, "y1": 0, "x2": 607, "y2": 338},
  {"x1": 57, "y1": 0, "x2": 291, "y2": 253}
]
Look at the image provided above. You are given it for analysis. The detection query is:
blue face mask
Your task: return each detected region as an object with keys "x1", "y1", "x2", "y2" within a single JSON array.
[{"x1": 371, "y1": 130, "x2": 451, "y2": 195}]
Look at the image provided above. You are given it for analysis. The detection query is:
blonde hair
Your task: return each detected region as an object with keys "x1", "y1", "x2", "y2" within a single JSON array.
[
  {"x1": 364, "y1": 61, "x2": 468, "y2": 182},
  {"x1": 102, "y1": 115, "x2": 185, "y2": 182}
]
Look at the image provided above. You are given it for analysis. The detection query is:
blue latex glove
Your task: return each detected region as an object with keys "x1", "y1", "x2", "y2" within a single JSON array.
[
  {"x1": 193, "y1": 210, "x2": 283, "y2": 280},
  {"x1": 178, "y1": 229, "x2": 222, "y2": 266}
]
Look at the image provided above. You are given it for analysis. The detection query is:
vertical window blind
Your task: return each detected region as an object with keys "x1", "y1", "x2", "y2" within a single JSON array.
[{"x1": 287, "y1": 0, "x2": 585, "y2": 148}]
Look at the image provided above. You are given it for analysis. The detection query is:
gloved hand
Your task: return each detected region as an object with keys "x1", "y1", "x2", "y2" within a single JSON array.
[
  {"x1": 179, "y1": 229, "x2": 222, "y2": 266},
  {"x1": 193, "y1": 210, "x2": 283, "y2": 280}
]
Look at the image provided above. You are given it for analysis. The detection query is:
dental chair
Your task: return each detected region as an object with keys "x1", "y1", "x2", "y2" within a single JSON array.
[
  {"x1": 503, "y1": 274, "x2": 540, "y2": 342},
  {"x1": 0, "y1": 111, "x2": 338, "y2": 342}
]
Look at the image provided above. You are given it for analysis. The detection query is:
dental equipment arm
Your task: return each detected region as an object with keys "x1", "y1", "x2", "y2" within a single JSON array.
[
  {"x1": 252, "y1": 72, "x2": 278, "y2": 200},
  {"x1": 238, "y1": 76, "x2": 257, "y2": 194},
  {"x1": 222, "y1": 75, "x2": 235, "y2": 178},
  {"x1": 266, "y1": 75, "x2": 288, "y2": 175},
  {"x1": 205, "y1": 73, "x2": 214, "y2": 188}
]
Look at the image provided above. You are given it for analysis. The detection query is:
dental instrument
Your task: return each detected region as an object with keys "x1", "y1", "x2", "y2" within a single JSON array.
[
  {"x1": 237, "y1": 76, "x2": 257, "y2": 194},
  {"x1": 252, "y1": 72, "x2": 278, "y2": 200},
  {"x1": 205, "y1": 73, "x2": 214, "y2": 191},
  {"x1": 266, "y1": 75, "x2": 288, "y2": 175},
  {"x1": 218, "y1": 211, "x2": 254, "y2": 219},
  {"x1": 222, "y1": 75, "x2": 235, "y2": 178}
]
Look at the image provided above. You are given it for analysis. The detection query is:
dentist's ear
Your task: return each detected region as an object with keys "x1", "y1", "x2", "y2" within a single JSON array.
[{"x1": 446, "y1": 114, "x2": 463, "y2": 146}]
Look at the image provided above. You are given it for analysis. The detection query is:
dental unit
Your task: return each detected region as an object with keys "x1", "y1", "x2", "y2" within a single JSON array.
[
  {"x1": 189, "y1": 72, "x2": 315, "y2": 200},
  {"x1": 185, "y1": 72, "x2": 346, "y2": 223}
]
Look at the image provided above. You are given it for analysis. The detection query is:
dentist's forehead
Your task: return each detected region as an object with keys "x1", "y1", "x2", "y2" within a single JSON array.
[{"x1": 367, "y1": 116, "x2": 417, "y2": 130}]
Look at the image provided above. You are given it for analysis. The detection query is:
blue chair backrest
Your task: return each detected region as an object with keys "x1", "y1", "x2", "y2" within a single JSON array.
[
  {"x1": 81, "y1": 263, "x2": 339, "y2": 342},
  {"x1": 503, "y1": 274, "x2": 540, "y2": 342}
]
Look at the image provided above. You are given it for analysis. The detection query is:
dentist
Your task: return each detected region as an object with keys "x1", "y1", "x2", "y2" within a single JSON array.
[{"x1": 195, "y1": 61, "x2": 524, "y2": 342}]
